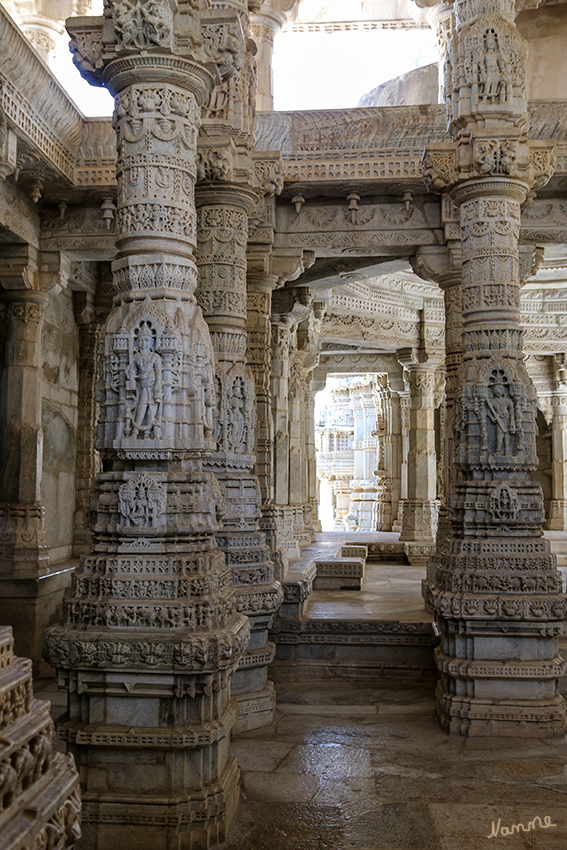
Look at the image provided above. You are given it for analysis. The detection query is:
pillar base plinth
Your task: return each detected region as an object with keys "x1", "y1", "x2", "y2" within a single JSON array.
[
  {"x1": 0, "y1": 563, "x2": 75, "y2": 676},
  {"x1": 436, "y1": 688, "x2": 567, "y2": 738},
  {"x1": 233, "y1": 682, "x2": 277, "y2": 733},
  {"x1": 404, "y1": 542, "x2": 436, "y2": 567},
  {"x1": 79, "y1": 754, "x2": 241, "y2": 850}
]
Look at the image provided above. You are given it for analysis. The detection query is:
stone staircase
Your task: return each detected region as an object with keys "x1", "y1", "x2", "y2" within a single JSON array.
[{"x1": 271, "y1": 536, "x2": 437, "y2": 682}]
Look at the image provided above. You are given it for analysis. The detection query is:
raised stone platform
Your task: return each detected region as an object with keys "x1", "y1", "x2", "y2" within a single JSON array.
[
  {"x1": 313, "y1": 557, "x2": 365, "y2": 590},
  {"x1": 270, "y1": 619, "x2": 437, "y2": 681}
]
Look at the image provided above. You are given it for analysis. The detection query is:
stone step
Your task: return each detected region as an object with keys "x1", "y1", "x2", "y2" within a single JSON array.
[
  {"x1": 313, "y1": 558, "x2": 365, "y2": 590},
  {"x1": 366, "y1": 541, "x2": 407, "y2": 562},
  {"x1": 340, "y1": 545, "x2": 368, "y2": 560},
  {"x1": 270, "y1": 619, "x2": 437, "y2": 681}
]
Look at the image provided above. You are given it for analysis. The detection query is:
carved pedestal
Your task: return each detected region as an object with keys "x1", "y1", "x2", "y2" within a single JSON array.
[{"x1": 0, "y1": 626, "x2": 81, "y2": 850}]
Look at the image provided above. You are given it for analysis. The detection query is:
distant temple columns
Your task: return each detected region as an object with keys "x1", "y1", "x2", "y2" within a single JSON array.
[{"x1": 397, "y1": 350, "x2": 440, "y2": 565}]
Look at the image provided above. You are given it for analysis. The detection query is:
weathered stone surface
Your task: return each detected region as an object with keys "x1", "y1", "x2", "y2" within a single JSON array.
[{"x1": 0, "y1": 626, "x2": 81, "y2": 850}]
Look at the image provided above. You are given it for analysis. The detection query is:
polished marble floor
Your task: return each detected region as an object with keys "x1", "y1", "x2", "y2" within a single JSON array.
[{"x1": 221, "y1": 680, "x2": 567, "y2": 850}]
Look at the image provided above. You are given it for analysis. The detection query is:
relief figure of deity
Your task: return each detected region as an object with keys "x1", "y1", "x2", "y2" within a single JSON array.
[
  {"x1": 227, "y1": 379, "x2": 246, "y2": 452},
  {"x1": 486, "y1": 383, "x2": 515, "y2": 455},
  {"x1": 479, "y1": 29, "x2": 505, "y2": 103},
  {"x1": 125, "y1": 323, "x2": 163, "y2": 438}
]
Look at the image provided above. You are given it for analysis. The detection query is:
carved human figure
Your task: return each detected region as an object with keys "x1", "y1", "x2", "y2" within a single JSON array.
[
  {"x1": 480, "y1": 29, "x2": 504, "y2": 102},
  {"x1": 200, "y1": 358, "x2": 214, "y2": 439},
  {"x1": 486, "y1": 383, "x2": 516, "y2": 455},
  {"x1": 227, "y1": 380, "x2": 246, "y2": 451},
  {"x1": 126, "y1": 325, "x2": 162, "y2": 437},
  {"x1": 113, "y1": 0, "x2": 170, "y2": 49}
]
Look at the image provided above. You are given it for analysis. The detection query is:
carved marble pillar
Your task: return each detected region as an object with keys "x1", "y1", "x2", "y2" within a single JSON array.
[
  {"x1": 419, "y1": 0, "x2": 566, "y2": 736},
  {"x1": 196, "y1": 186, "x2": 282, "y2": 732},
  {"x1": 548, "y1": 355, "x2": 567, "y2": 530},
  {"x1": 392, "y1": 390, "x2": 409, "y2": 533},
  {"x1": 246, "y1": 273, "x2": 277, "y2": 507},
  {"x1": 398, "y1": 351, "x2": 440, "y2": 565},
  {"x1": 270, "y1": 320, "x2": 294, "y2": 554},
  {"x1": 250, "y1": 0, "x2": 298, "y2": 110},
  {"x1": 0, "y1": 248, "x2": 76, "y2": 674},
  {"x1": 374, "y1": 375, "x2": 396, "y2": 531},
  {"x1": 305, "y1": 388, "x2": 321, "y2": 533},
  {"x1": 0, "y1": 287, "x2": 49, "y2": 577},
  {"x1": 246, "y1": 271, "x2": 285, "y2": 570},
  {"x1": 45, "y1": 6, "x2": 251, "y2": 845},
  {"x1": 72, "y1": 290, "x2": 102, "y2": 556},
  {"x1": 288, "y1": 350, "x2": 317, "y2": 545},
  {"x1": 414, "y1": 243, "x2": 463, "y2": 604}
]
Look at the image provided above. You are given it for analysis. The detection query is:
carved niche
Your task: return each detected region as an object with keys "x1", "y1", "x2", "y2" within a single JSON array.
[
  {"x1": 462, "y1": 15, "x2": 527, "y2": 116},
  {"x1": 97, "y1": 299, "x2": 215, "y2": 455},
  {"x1": 453, "y1": 358, "x2": 538, "y2": 469},
  {"x1": 213, "y1": 363, "x2": 256, "y2": 460},
  {"x1": 118, "y1": 473, "x2": 166, "y2": 533}
]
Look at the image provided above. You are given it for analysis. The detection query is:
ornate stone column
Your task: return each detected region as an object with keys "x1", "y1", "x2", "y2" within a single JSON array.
[
  {"x1": 305, "y1": 387, "x2": 321, "y2": 533},
  {"x1": 548, "y1": 354, "x2": 567, "y2": 530},
  {"x1": 398, "y1": 350, "x2": 440, "y2": 565},
  {"x1": 246, "y1": 268, "x2": 287, "y2": 571},
  {"x1": 45, "y1": 5, "x2": 250, "y2": 845},
  {"x1": 271, "y1": 319, "x2": 293, "y2": 550},
  {"x1": 250, "y1": 0, "x2": 298, "y2": 110},
  {"x1": 247, "y1": 272, "x2": 278, "y2": 508},
  {"x1": 392, "y1": 389, "x2": 409, "y2": 532},
  {"x1": 0, "y1": 246, "x2": 75, "y2": 673},
  {"x1": 414, "y1": 242, "x2": 463, "y2": 604},
  {"x1": 72, "y1": 287, "x2": 103, "y2": 556},
  {"x1": 0, "y1": 286, "x2": 49, "y2": 577},
  {"x1": 419, "y1": 0, "x2": 566, "y2": 736},
  {"x1": 270, "y1": 281, "x2": 314, "y2": 561},
  {"x1": 195, "y1": 182, "x2": 282, "y2": 732}
]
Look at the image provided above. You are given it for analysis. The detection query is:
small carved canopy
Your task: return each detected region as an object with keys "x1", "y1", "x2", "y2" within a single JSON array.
[{"x1": 114, "y1": 300, "x2": 181, "y2": 355}]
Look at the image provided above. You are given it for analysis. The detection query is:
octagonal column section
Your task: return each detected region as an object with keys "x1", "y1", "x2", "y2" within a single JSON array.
[
  {"x1": 548, "y1": 355, "x2": 567, "y2": 531},
  {"x1": 398, "y1": 350, "x2": 440, "y2": 566},
  {"x1": 196, "y1": 184, "x2": 282, "y2": 733},
  {"x1": 44, "y1": 5, "x2": 250, "y2": 846}
]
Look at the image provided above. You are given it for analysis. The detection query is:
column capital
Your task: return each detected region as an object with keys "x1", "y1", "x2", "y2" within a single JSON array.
[
  {"x1": 0, "y1": 246, "x2": 69, "y2": 296},
  {"x1": 67, "y1": 2, "x2": 244, "y2": 98},
  {"x1": 413, "y1": 244, "x2": 462, "y2": 290},
  {"x1": 397, "y1": 348, "x2": 442, "y2": 373}
]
